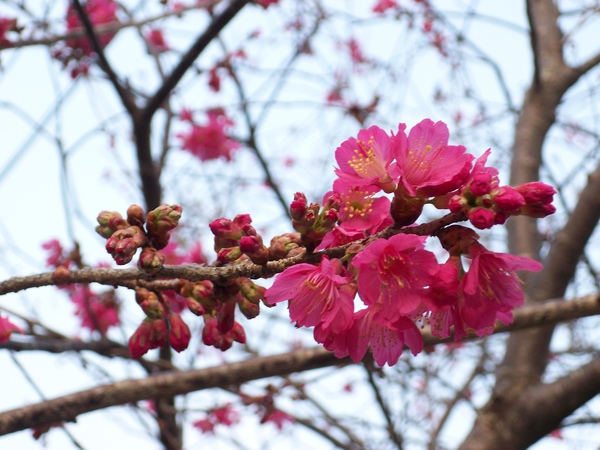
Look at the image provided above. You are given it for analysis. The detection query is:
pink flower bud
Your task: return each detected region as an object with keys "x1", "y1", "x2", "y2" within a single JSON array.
[
  {"x1": 95, "y1": 211, "x2": 128, "y2": 238},
  {"x1": 390, "y1": 192, "x2": 425, "y2": 227},
  {"x1": 169, "y1": 314, "x2": 191, "y2": 352},
  {"x1": 493, "y1": 186, "x2": 525, "y2": 212},
  {"x1": 105, "y1": 226, "x2": 146, "y2": 265},
  {"x1": 290, "y1": 192, "x2": 308, "y2": 220},
  {"x1": 268, "y1": 233, "x2": 302, "y2": 260},
  {"x1": 520, "y1": 203, "x2": 556, "y2": 218},
  {"x1": 469, "y1": 173, "x2": 493, "y2": 196},
  {"x1": 217, "y1": 301, "x2": 236, "y2": 334},
  {"x1": 515, "y1": 182, "x2": 556, "y2": 205},
  {"x1": 127, "y1": 204, "x2": 146, "y2": 228},
  {"x1": 0, "y1": 314, "x2": 23, "y2": 342},
  {"x1": 448, "y1": 194, "x2": 466, "y2": 213},
  {"x1": 239, "y1": 236, "x2": 269, "y2": 265},
  {"x1": 468, "y1": 207, "x2": 495, "y2": 229},
  {"x1": 149, "y1": 318, "x2": 167, "y2": 350},
  {"x1": 238, "y1": 297, "x2": 260, "y2": 319},
  {"x1": 128, "y1": 319, "x2": 152, "y2": 358},
  {"x1": 138, "y1": 247, "x2": 165, "y2": 274},
  {"x1": 146, "y1": 204, "x2": 182, "y2": 249},
  {"x1": 436, "y1": 225, "x2": 479, "y2": 256}
]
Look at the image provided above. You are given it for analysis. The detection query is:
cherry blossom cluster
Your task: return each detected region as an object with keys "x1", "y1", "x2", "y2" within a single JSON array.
[
  {"x1": 263, "y1": 119, "x2": 554, "y2": 366},
  {"x1": 52, "y1": 0, "x2": 119, "y2": 78},
  {"x1": 89, "y1": 119, "x2": 554, "y2": 366}
]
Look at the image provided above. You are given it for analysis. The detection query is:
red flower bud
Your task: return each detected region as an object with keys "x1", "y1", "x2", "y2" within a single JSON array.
[
  {"x1": 128, "y1": 319, "x2": 152, "y2": 359},
  {"x1": 169, "y1": 314, "x2": 191, "y2": 352},
  {"x1": 127, "y1": 204, "x2": 146, "y2": 228},
  {"x1": 95, "y1": 211, "x2": 128, "y2": 238},
  {"x1": 468, "y1": 207, "x2": 495, "y2": 229},
  {"x1": 138, "y1": 247, "x2": 165, "y2": 274},
  {"x1": 493, "y1": 186, "x2": 525, "y2": 212},
  {"x1": 149, "y1": 318, "x2": 167, "y2": 350}
]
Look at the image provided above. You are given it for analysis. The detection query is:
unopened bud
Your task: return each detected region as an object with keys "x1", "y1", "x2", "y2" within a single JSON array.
[
  {"x1": 169, "y1": 314, "x2": 191, "y2": 352},
  {"x1": 127, "y1": 204, "x2": 146, "y2": 228},
  {"x1": 138, "y1": 247, "x2": 165, "y2": 275},
  {"x1": 239, "y1": 235, "x2": 269, "y2": 265},
  {"x1": 95, "y1": 211, "x2": 128, "y2": 238}
]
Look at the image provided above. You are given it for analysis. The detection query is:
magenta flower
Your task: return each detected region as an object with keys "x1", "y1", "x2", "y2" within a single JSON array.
[
  {"x1": 352, "y1": 234, "x2": 438, "y2": 320},
  {"x1": 71, "y1": 286, "x2": 120, "y2": 335},
  {"x1": 265, "y1": 257, "x2": 355, "y2": 333},
  {"x1": 348, "y1": 306, "x2": 424, "y2": 366},
  {"x1": 393, "y1": 119, "x2": 473, "y2": 197},
  {"x1": 177, "y1": 109, "x2": 240, "y2": 162},
  {"x1": 335, "y1": 125, "x2": 398, "y2": 192},
  {"x1": 461, "y1": 242, "x2": 543, "y2": 329},
  {"x1": 145, "y1": 28, "x2": 169, "y2": 54},
  {"x1": 330, "y1": 179, "x2": 392, "y2": 233},
  {"x1": 0, "y1": 314, "x2": 23, "y2": 342}
]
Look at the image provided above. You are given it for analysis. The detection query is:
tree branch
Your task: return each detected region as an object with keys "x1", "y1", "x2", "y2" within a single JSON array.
[
  {"x1": 1, "y1": 293, "x2": 599, "y2": 436},
  {"x1": 141, "y1": 0, "x2": 252, "y2": 123}
]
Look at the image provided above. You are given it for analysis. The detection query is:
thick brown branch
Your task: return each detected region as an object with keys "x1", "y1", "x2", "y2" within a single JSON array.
[{"x1": 1, "y1": 294, "x2": 598, "y2": 436}]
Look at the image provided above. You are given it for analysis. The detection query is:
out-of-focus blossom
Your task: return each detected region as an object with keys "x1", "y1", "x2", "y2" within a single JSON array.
[{"x1": 177, "y1": 109, "x2": 240, "y2": 162}]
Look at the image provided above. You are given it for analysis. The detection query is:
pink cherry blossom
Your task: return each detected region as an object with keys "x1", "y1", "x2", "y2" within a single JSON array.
[
  {"x1": 347, "y1": 306, "x2": 424, "y2": 366},
  {"x1": 372, "y1": 0, "x2": 398, "y2": 14},
  {"x1": 177, "y1": 109, "x2": 240, "y2": 162},
  {"x1": 393, "y1": 119, "x2": 474, "y2": 197},
  {"x1": 462, "y1": 242, "x2": 543, "y2": 328},
  {"x1": 145, "y1": 28, "x2": 169, "y2": 53},
  {"x1": 334, "y1": 125, "x2": 398, "y2": 192},
  {"x1": 330, "y1": 179, "x2": 392, "y2": 233},
  {"x1": 265, "y1": 257, "x2": 355, "y2": 333},
  {"x1": 352, "y1": 234, "x2": 438, "y2": 320},
  {"x1": 71, "y1": 286, "x2": 120, "y2": 335}
]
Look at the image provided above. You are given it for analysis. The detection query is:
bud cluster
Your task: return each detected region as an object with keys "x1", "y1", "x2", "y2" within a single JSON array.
[{"x1": 96, "y1": 204, "x2": 182, "y2": 273}]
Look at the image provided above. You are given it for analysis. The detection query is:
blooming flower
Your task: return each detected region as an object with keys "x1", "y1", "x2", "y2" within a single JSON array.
[
  {"x1": 177, "y1": 109, "x2": 240, "y2": 162},
  {"x1": 329, "y1": 179, "x2": 392, "y2": 234},
  {"x1": 334, "y1": 125, "x2": 398, "y2": 192},
  {"x1": 265, "y1": 257, "x2": 356, "y2": 333},
  {"x1": 461, "y1": 242, "x2": 543, "y2": 331},
  {"x1": 393, "y1": 119, "x2": 473, "y2": 197},
  {"x1": 347, "y1": 305, "x2": 424, "y2": 366},
  {"x1": 71, "y1": 286, "x2": 120, "y2": 335},
  {"x1": 352, "y1": 234, "x2": 438, "y2": 321}
]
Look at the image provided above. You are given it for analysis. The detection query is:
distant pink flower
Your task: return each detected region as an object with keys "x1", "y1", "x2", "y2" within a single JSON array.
[
  {"x1": 335, "y1": 125, "x2": 398, "y2": 193},
  {"x1": 177, "y1": 109, "x2": 240, "y2": 161},
  {"x1": 65, "y1": 0, "x2": 118, "y2": 55},
  {"x1": 347, "y1": 38, "x2": 367, "y2": 65},
  {"x1": 71, "y1": 286, "x2": 119, "y2": 335},
  {"x1": 42, "y1": 239, "x2": 68, "y2": 268},
  {"x1": 0, "y1": 17, "x2": 17, "y2": 48},
  {"x1": 372, "y1": 0, "x2": 398, "y2": 14},
  {"x1": 393, "y1": 119, "x2": 474, "y2": 197},
  {"x1": 145, "y1": 28, "x2": 169, "y2": 53},
  {"x1": 352, "y1": 234, "x2": 438, "y2": 320},
  {"x1": 0, "y1": 314, "x2": 23, "y2": 342},
  {"x1": 193, "y1": 418, "x2": 215, "y2": 434},
  {"x1": 262, "y1": 409, "x2": 294, "y2": 429},
  {"x1": 265, "y1": 257, "x2": 355, "y2": 333}
]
